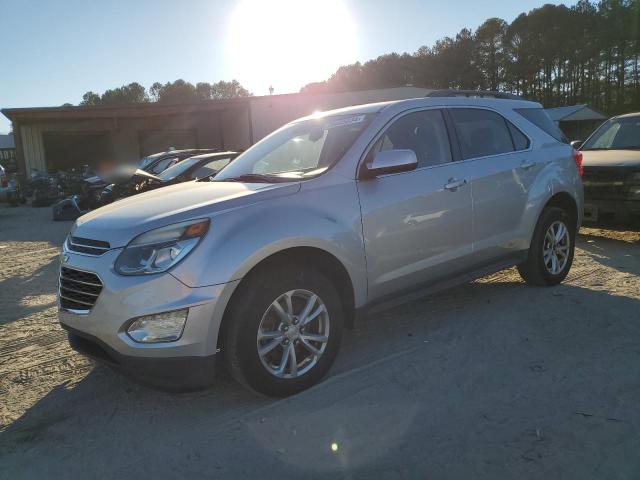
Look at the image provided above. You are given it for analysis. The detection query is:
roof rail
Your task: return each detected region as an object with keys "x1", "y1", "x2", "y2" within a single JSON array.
[{"x1": 427, "y1": 89, "x2": 521, "y2": 100}]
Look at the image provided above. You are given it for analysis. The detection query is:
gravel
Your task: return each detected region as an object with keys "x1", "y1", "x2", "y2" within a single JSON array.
[{"x1": 1, "y1": 206, "x2": 639, "y2": 479}]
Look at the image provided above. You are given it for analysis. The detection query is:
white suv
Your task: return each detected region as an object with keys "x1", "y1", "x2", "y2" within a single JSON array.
[{"x1": 59, "y1": 90, "x2": 583, "y2": 396}]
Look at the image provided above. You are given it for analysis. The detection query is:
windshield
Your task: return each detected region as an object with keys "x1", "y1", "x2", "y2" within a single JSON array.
[
  {"x1": 138, "y1": 152, "x2": 163, "y2": 169},
  {"x1": 214, "y1": 113, "x2": 376, "y2": 182},
  {"x1": 148, "y1": 156, "x2": 178, "y2": 174},
  {"x1": 582, "y1": 117, "x2": 640, "y2": 150},
  {"x1": 158, "y1": 156, "x2": 203, "y2": 181}
]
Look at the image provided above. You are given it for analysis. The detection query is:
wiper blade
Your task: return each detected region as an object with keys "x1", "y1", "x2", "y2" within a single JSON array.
[{"x1": 218, "y1": 173, "x2": 288, "y2": 183}]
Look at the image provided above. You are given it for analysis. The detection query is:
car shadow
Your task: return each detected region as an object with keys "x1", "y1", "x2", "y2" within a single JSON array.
[
  {"x1": 577, "y1": 229, "x2": 640, "y2": 276},
  {"x1": 2, "y1": 280, "x2": 640, "y2": 479},
  {"x1": 582, "y1": 219, "x2": 640, "y2": 233}
]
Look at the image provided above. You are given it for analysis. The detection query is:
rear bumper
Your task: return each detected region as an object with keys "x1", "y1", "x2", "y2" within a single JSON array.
[{"x1": 63, "y1": 324, "x2": 216, "y2": 390}]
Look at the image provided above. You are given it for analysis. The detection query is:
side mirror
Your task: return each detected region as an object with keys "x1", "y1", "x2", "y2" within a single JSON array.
[
  {"x1": 362, "y1": 149, "x2": 418, "y2": 178},
  {"x1": 570, "y1": 140, "x2": 582, "y2": 150}
]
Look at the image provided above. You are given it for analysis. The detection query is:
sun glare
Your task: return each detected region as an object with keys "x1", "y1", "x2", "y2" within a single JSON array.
[{"x1": 227, "y1": 0, "x2": 357, "y2": 95}]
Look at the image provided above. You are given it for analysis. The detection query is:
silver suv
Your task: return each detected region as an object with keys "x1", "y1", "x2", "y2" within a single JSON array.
[{"x1": 59, "y1": 91, "x2": 583, "y2": 396}]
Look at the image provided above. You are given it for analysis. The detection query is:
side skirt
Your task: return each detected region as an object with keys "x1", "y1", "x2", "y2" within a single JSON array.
[{"x1": 354, "y1": 253, "x2": 527, "y2": 323}]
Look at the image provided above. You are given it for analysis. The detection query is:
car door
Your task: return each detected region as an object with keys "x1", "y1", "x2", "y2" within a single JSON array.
[
  {"x1": 448, "y1": 107, "x2": 537, "y2": 263},
  {"x1": 357, "y1": 108, "x2": 473, "y2": 301}
]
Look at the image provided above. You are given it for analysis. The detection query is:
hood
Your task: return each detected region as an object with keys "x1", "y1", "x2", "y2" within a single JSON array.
[
  {"x1": 74, "y1": 180, "x2": 301, "y2": 247},
  {"x1": 581, "y1": 149, "x2": 640, "y2": 168}
]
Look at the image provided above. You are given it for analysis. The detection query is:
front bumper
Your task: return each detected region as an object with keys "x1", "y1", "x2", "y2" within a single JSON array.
[
  {"x1": 63, "y1": 325, "x2": 217, "y2": 390},
  {"x1": 58, "y1": 248, "x2": 240, "y2": 388},
  {"x1": 582, "y1": 168, "x2": 640, "y2": 221},
  {"x1": 583, "y1": 198, "x2": 640, "y2": 222}
]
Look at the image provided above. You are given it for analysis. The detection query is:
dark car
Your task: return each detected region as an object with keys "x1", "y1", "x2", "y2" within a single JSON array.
[
  {"x1": 53, "y1": 150, "x2": 229, "y2": 220},
  {"x1": 100, "y1": 151, "x2": 238, "y2": 204},
  {"x1": 575, "y1": 112, "x2": 640, "y2": 223},
  {"x1": 84, "y1": 150, "x2": 220, "y2": 194},
  {"x1": 139, "y1": 149, "x2": 221, "y2": 175},
  {"x1": 79, "y1": 149, "x2": 222, "y2": 207},
  {"x1": 154, "y1": 151, "x2": 238, "y2": 184}
]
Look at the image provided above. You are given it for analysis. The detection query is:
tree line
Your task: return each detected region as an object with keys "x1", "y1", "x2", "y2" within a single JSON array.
[
  {"x1": 302, "y1": 0, "x2": 640, "y2": 115},
  {"x1": 80, "y1": 79, "x2": 251, "y2": 106}
]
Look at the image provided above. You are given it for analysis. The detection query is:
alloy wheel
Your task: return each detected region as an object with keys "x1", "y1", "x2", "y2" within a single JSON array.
[
  {"x1": 543, "y1": 220, "x2": 570, "y2": 275},
  {"x1": 256, "y1": 289, "x2": 330, "y2": 379}
]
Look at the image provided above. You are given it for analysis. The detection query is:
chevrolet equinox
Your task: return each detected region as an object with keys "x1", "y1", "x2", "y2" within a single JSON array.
[{"x1": 59, "y1": 91, "x2": 584, "y2": 396}]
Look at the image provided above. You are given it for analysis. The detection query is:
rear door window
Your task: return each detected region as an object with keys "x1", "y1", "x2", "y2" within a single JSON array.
[
  {"x1": 507, "y1": 122, "x2": 530, "y2": 150},
  {"x1": 450, "y1": 108, "x2": 515, "y2": 159},
  {"x1": 372, "y1": 109, "x2": 452, "y2": 168}
]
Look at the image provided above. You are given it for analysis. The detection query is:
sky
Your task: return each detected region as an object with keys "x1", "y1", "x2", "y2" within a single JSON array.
[{"x1": 0, "y1": 0, "x2": 561, "y2": 134}]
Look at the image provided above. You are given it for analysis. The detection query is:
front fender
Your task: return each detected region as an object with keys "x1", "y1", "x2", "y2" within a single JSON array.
[{"x1": 170, "y1": 179, "x2": 368, "y2": 307}]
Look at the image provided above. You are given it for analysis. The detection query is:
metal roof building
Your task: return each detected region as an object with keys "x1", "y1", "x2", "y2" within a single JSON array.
[{"x1": 545, "y1": 104, "x2": 608, "y2": 141}]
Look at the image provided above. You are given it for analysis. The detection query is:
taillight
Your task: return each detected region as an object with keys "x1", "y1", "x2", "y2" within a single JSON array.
[{"x1": 572, "y1": 148, "x2": 583, "y2": 177}]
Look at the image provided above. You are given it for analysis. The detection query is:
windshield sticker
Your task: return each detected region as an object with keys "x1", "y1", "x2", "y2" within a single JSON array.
[{"x1": 326, "y1": 115, "x2": 366, "y2": 129}]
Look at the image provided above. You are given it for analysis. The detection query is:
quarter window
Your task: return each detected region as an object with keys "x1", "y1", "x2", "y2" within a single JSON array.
[
  {"x1": 515, "y1": 107, "x2": 568, "y2": 143},
  {"x1": 372, "y1": 110, "x2": 452, "y2": 168},
  {"x1": 507, "y1": 122, "x2": 530, "y2": 150},
  {"x1": 451, "y1": 109, "x2": 517, "y2": 159}
]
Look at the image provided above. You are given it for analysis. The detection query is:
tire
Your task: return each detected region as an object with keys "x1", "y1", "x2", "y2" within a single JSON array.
[
  {"x1": 224, "y1": 265, "x2": 344, "y2": 397},
  {"x1": 517, "y1": 206, "x2": 576, "y2": 286}
]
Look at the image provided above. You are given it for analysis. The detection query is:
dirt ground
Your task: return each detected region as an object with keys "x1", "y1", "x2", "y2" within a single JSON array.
[{"x1": 0, "y1": 206, "x2": 639, "y2": 479}]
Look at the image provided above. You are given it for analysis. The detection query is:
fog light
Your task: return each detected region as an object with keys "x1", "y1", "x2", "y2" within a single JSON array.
[{"x1": 127, "y1": 309, "x2": 188, "y2": 343}]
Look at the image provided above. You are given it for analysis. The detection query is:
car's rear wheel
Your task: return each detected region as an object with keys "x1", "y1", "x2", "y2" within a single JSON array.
[
  {"x1": 518, "y1": 206, "x2": 576, "y2": 286},
  {"x1": 224, "y1": 266, "x2": 343, "y2": 396}
]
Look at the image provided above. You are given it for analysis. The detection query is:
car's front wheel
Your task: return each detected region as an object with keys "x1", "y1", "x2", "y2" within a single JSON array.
[
  {"x1": 518, "y1": 206, "x2": 576, "y2": 286},
  {"x1": 224, "y1": 265, "x2": 343, "y2": 396}
]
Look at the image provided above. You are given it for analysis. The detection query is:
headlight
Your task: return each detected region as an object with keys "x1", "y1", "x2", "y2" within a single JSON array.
[{"x1": 115, "y1": 219, "x2": 209, "y2": 275}]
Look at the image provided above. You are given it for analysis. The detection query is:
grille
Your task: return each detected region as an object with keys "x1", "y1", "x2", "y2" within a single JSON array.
[
  {"x1": 59, "y1": 266, "x2": 103, "y2": 311},
  {"x1": 66, "y1": 236, "x2": 111, "y2": 256},
  {"x1": 582, "y1": 168, "x2": 639, "y2": 200}
]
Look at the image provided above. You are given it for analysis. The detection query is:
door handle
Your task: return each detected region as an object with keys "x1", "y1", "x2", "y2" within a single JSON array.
[
  {"x1": 519, "y1": 161, "x2": 536, "y2": 170},
  {"x1": 444, "y1": 178, "x2": 467, "y2": 191}
]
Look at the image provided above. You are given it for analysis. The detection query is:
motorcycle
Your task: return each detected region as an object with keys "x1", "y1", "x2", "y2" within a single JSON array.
[
  {"x1": 25, "y1": 170, "x2": 63, "y2": 207},
  {"x1": 56, "y1": 167, "x2": 87, "y2": 197}
]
